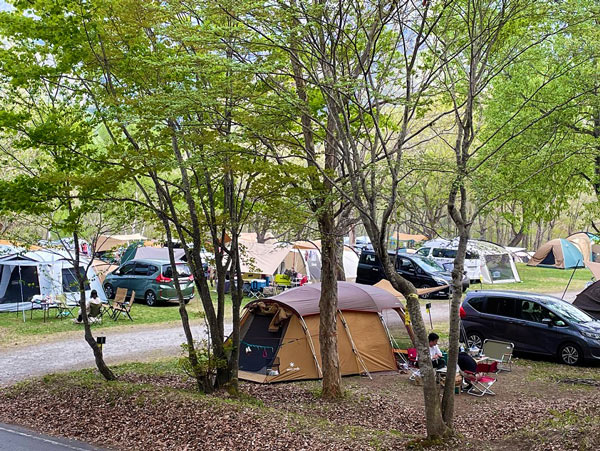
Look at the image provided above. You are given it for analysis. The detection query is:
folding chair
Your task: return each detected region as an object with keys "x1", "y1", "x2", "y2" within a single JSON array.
[
  {"x1": 88, "y1": 302, "x2": 103, "y2": 324},
  {"x1": 55, "y1": 294, "x2": 76, "y2": 320},
  {"x1": 481, "y1": 339, "x2": 514, "y2": 373},
  {"x1": 105, "y1": 287, "x2": 127, "y2": 320},
  {"x1": 112, "y1": 290, "x2": 135, "y2": 321},
  {"x1": 462, "y1": 370, "x2": 496, "y2": 396}
]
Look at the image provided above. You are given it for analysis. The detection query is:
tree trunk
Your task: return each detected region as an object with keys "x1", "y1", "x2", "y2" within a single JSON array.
[
  {"x1": 507, "y1": 227, "x2": 525, "y2": 247},
  {"x1": 370, "y1": 234, "x2": 449, "y2": 439},
  {"x1": 318, "y1": 211, "x2": 343, "y2": 399},
  {"x1": 441, "y1": 222, "x2": 469, "y2": 427},
  {"x1": 72, "y1": 231, "x2": 116, "y2": 381}
]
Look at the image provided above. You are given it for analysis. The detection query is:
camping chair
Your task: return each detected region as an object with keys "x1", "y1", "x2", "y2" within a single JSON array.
[
  {"x1": 462, "y1": 370, "x2": 497, "y2": 396},
  {"x1": 104, "y1": 287, "x2": 127, "y2": 320},
  {"x1": 112, "y1": 290, "x2": 135, "y2": 321},
  {"x1": 481, "y1": 339, "x2": 514, "y2": 373},
  {"x1": 88, "y1": 301, "x2": 103, "y2": 324},
  {"x1": 274, "y1": 274, "x2": 291, "y2": 291},
  {"x1": 55, "y1": 294, "x2": 75, "y2": 320}
]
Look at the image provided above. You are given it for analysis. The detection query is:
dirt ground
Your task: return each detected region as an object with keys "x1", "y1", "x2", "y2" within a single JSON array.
[{"x1": 0, "y1": 358, "x2": 598, "y2": 450}]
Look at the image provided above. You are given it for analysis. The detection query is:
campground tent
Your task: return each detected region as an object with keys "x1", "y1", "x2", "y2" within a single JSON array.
[
  {"x1": 95, "y1": 233, "x2": 148, "y2": 253},
  {"x1": 238, "y1": 282, "x2": 406, "y2": 383},
  {"x1": 0, "y1": 249, "x2": 106, "y2": 312},
  {"x1": 573, "y1": 281, "x2": 600, "y2": 319},
  {"x1": 292, "y1": 241, "x2": 359, "y2": 281},
  {"x1": 121, "y1": 245, "x2": 186, "y2": 265},
  {"x1": 527, "y1": 239, "x2": 585, "y2": 269},
  {"x1": 566, "y1": 232, "x2": 600, "y2": 263}
]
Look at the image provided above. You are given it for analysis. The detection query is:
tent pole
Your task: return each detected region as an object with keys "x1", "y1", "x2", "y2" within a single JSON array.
[
  {"x1": 18, "y1": 265, "x2": 25, "y2": 322},
  {"x1": 298, "y1": 316, "x2": 322, "y2": 378},
  {"x1": 561, "y1": 260, "x2": 580, "y2": 300},
  {"x1": 338, "y1": 311, "x2": 372, "y2": 380}
]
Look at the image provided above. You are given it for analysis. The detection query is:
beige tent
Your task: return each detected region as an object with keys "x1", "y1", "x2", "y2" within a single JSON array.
[
  {"x1": 238, "y1": 240, "x2": 300, "y2": 278},
  {"x1": 95, "y1": 234, "x2": 148, "y2": 253},
  {"x1": 91, "y1": 259, "x2": 118, "y2": 283},
  {"x1": 567, "y1": 232, "x2": 600, "y2": 263},
  {"x1": 238, "y1": 282, "x2": 404, "y2": 383},
  {"x1": 528, "y1": 238, "x2": 584, "y2": 269}
]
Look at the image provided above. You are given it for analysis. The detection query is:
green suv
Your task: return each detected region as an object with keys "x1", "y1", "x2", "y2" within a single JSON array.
[{"x1": 103, "y1": 259, "x2": 195, "y2": 306}]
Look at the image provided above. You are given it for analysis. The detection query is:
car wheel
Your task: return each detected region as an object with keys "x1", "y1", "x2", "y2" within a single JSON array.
[
  {"x1": 558, "y1": 343, "x2": 582, "y2": 366},
  {"x1": 145, "y1": 290, "x2": 158, "y2": 307},
  {"x1": 419, "y1": 285, "x2": 432, "y2": 299},
  {"x1": 184, "y1": 297, "x2": 191, "y2": 305},
  {"x1": 104, "y1": 284, "x2": 115, "y2": 300},
  {"x1": 467, "y1": 331, "x2": 484, "y2": 350}
]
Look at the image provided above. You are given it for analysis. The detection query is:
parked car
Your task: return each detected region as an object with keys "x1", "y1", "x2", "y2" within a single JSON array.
[
  {"x1": 461, "y1": 290, "x2": 600, "y2": 365},
  {"x1": 356, "y1": 250, "x2": 469, "y2": 298},
  {"x1": 415, "y1": 246, "x2": 482, "y2": 282},
  {"x1": 103, "y1": 259, "x2": 194, "y2": 306}
]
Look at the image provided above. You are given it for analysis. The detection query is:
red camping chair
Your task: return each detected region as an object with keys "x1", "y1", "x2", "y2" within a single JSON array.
[{"x1": 462, "y1": 369, "x2": 496, "y2": 396}]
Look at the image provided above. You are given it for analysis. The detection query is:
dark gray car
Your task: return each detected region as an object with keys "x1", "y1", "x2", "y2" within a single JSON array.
[{"x1": 461, "y1": 290, "x2": 600, "y2": 365}]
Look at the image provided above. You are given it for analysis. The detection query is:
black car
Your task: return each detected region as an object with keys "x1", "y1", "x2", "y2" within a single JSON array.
[
  {"x1": 461, "y1": 290, "x2": 600, "y2": 365},
  {"x1": 356, "y1": 250, "x2": 469, "y2": 298}
]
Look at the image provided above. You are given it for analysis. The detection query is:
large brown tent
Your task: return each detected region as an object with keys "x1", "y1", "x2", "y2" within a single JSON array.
[{"x1": 238, "y1": 282, "x2": 405, "y2": 383}]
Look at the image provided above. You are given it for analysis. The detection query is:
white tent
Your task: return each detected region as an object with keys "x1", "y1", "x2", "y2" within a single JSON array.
[
  {"x1": 0, "y1": 249, "x2": 106, "y2": 312},
  {"x1": 422, "y1": 238, "x2": 521, "y2": 284},
  {"x1": 293, "y1": 241, "x2": 359, "y2": 282}
]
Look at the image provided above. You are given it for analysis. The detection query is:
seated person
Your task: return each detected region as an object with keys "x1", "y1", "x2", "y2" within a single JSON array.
[
  {"x1": 428, "y1": 332, "x2": 446, "y2": 369},
  {"x1": 73, "y1": 289, "x2": 103, "y2": 324}
]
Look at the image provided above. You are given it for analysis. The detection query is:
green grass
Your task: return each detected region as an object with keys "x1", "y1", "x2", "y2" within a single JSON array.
[
  {"x1": 478, "y1": 263, "x2": 592, "y2": 293},
  {"x1": 0, "y1": 292, "x2": 243, "y2": 346},
  {"x1": 0, "y1": 263, "x2": 592, "y2": 346}
]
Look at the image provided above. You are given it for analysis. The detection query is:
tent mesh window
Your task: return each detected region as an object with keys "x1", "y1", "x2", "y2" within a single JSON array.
[
  {"x1": 61, "y1": 267, "x2": 90, "y2": 293},
  {"x1": 239, "y1": 313, "x2": 289, "y2": 374},
  {"x1": 0, "y1": 266, "x2": 40, "y2": 302}
]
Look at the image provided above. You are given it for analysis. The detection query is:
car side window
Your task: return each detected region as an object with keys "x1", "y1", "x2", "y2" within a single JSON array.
[
  {"x1": 485, "y1": 296, "x2": 518, "y2": 318},
  {"x1": 361, "y1": 253, "x2": 378, "y2": 264},
  {"x1": 416, "y1": 248, "x2": 430, "y2": 257},
  {"x1": 541, "y1": 307, "x2": 567, "y2": 327},
  {"x1": 468, "y1": 297, "x2": 485, "y2": 312},
  {"x1": 134, "y1": 263, "x2": 149, "y2": 276},
  {"x1": 147, "y1": 265, "x2": 158, "y2": 276},
  {"x1": 442, "y1": 249, "x2": 457, "y2": 259},
  {"x1": 398, "y1": 258, "x2": 414, "y2": 273},
  {"x1": 120, "y1": 263, "x2": 135, "y2": 275},
  {"x1": 432, "y1": 248, "x2": 445, "y2": 258}
]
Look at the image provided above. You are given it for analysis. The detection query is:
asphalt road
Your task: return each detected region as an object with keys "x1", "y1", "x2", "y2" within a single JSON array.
[{"x1": 0, "y1": 423, "x2": 104, "y2": 451}]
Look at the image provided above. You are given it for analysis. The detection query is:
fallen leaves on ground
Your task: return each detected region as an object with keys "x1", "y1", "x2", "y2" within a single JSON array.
[{"x1": 0, "y1": 366, "x2": 598, "y2": 450}]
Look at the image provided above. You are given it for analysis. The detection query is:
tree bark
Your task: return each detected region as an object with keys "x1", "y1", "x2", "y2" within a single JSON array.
[{"x1": 318, "y1": 211, "x2": 342, "y2": 399}]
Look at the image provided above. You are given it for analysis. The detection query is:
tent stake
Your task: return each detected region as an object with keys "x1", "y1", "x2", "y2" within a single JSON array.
[{"x1": 562, "y1": 260, "x2": 580, "y2": 300}]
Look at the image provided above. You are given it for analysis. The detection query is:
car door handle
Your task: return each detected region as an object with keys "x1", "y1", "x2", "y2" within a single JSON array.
[{"x1": 372, "y1": 268, "x2": 378, "y2": 271}]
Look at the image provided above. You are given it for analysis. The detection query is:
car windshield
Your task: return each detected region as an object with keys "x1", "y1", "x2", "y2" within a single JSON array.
[
  {"x1": 163, "y1": 264, "x2": 192, "y2": 278},
  {"x1": 543, "y1": 298, "x2": 594, "y2": 324},
  {"x1": 413, "y1": 257, "x2": 445, "y2": 273}
]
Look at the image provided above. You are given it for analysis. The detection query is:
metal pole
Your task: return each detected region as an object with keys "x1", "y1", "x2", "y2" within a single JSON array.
[
  {"x1": 18, "y1": 265, "x2": 25, "y2": 322},
  {"x1": 561, "y1": 260, "x2": 580, "y2": 300}
]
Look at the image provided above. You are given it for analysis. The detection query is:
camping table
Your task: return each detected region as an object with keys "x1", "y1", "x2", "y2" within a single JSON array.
[{"x1": 39, "y1": 301, "x2": 58, "y2": 323}]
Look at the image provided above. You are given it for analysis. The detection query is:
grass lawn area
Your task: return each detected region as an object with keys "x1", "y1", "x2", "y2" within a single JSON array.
[
  {"x1": 1, "y1": 357, "x2": 598, "y2": 450},
  {"x1": 479, "y1": 263, "x2": 593, "y2": 293},
  {"x1": 0, "y1": 291, "x2": 243, "y2": 348}
]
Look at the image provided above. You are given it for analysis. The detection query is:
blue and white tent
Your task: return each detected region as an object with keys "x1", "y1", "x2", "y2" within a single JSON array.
[{"x1": 527, "y1": 238, "x2": 584, "y2": 269}]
